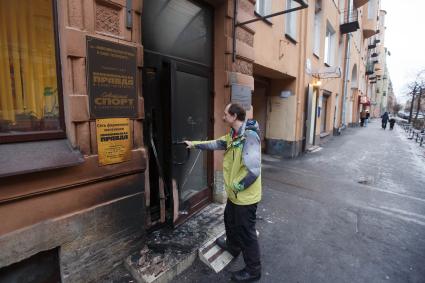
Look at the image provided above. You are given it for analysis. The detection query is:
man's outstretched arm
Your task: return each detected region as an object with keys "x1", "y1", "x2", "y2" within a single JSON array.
[{"x1": 184, "y1": 135, "x2": 227, "y2": 151}]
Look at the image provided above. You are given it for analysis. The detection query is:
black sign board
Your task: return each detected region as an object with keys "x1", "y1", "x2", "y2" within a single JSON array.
[{"x1": 86, "y1": 36, "x2": 137, "y2": 118}]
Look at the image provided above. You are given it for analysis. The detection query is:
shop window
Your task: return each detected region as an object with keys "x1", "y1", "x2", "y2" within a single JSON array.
[
  {"x1": 0, "y1": 0, "x2": 64, "y2": 143},
  {"x1": 285, "y1": 0, "x2": 297, "y2": 41}
]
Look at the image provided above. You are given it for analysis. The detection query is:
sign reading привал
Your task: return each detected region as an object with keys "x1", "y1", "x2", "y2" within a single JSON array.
[
  {"x1": 96, "y1": 118, "x2": 131, "y2": 166},
  {"x1": 87, "y1": 36, "x2": 137, "y2": 118}
]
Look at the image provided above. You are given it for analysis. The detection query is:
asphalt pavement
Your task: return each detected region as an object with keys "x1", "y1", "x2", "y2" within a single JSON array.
[{"x1": 171, "y1": 119, "x2": 425, "y2": 283}]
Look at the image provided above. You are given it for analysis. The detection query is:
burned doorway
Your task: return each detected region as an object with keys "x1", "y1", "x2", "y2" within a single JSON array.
[{"x1": 142, "y1": 0, "x2": 213, "y2": 227}]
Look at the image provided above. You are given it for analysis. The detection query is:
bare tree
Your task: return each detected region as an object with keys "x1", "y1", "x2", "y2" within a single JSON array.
[
  {"x1": 405, "y1": 69, "x2": 425, "y2": 123},
  {"x1": 415, "y1": 87, "x2": 423, "y2": 120},
  {"x1": 406, "y1": 83, "x2": 417, "y2": 123}
]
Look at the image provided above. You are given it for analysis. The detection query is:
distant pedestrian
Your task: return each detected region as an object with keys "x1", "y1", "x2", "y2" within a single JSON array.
[
  {"x1": 184, "y1": 103, "x2": 262, "y2": 282},
  {"x1": 360, "y1": 110, "x2": 366, "y2": 127},
  {"x1": 381, "y1": 111, "x2": 389, "y2": 130},
  {"x1": 389, "y1": 117, "x2": 396, "y2": 130},
  {"x1": 365, "y1": 110, "x2": 370, "y2": 127}
]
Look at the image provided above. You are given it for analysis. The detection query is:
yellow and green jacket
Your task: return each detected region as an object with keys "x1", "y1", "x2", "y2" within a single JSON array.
[{"x1": 192, "y1": 120, "x2": 261, "y2": 205}]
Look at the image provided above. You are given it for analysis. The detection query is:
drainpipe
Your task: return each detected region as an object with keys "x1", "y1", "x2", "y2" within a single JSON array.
[
  {"x1": 341, "y1": 0, "x2": 354, "y2": 128},
  {"x1": 341, "y1": 34, "x2": 351, "y2": 128}
]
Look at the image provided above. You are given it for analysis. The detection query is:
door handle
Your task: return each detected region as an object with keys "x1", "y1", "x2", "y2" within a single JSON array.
[{"x1": 172, "y1": 141, "x2": 191, "y2": 165}]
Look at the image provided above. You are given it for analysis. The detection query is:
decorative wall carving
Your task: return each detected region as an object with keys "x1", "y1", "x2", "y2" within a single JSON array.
[
  {"x1": 239, "y1": 0, "x2": 254, "y2": 14},
  {"x1": 95, "y1": 3, "x2": 121, "y2": 35},
  {"x1": 236, "y1": 28, "x2": 254, "y2": 47},
  {"x1": 233, "y1": 59, "x2": 253, "y2": 75}
]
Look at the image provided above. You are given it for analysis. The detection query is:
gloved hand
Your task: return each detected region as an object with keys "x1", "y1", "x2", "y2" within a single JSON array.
[
  {"x1": 232, "y1": 182, "x2": 244, "y2": 198},
  {"x1": 233, "y1": 182, "x2": 244, "y2": 192}
]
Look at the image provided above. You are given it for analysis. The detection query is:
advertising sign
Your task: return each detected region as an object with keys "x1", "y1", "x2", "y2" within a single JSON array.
[
  {"x1": 87, "y1": 37, "x2": 137, "y2": 118},
  {"x1": 96, "y1": 118, "x2": 131, "y2": 166}
]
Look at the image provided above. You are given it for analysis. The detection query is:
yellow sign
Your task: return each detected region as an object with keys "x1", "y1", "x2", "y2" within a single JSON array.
[{"x1": 96, "y1": 118, "x2": 131, "y2": 166}]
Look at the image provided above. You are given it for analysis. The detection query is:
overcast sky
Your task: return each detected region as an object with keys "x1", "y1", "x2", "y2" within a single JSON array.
[{"x1": 380, "y1": 0, "x2": 425, "y2": 104}]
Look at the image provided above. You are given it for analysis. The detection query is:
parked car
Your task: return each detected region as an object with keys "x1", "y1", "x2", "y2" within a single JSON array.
[{"x1": 397, "y1": 111, "x2": 410, "y2": 119}]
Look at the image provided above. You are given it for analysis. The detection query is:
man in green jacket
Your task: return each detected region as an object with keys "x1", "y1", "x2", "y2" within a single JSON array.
[{"x1": 185, "y1": 103, "x2": 262, "y2": 282}]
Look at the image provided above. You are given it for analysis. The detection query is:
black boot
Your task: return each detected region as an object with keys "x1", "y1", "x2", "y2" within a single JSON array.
[
  {"x1": 215, "y1": 236, "x2": 240, "y2": 257},
  {"x1": 231, "y1": 268, "x2": 261, "y2": 282}
]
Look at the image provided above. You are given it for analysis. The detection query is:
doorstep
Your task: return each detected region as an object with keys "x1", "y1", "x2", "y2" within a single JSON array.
[
  {"x1": 320, "y1": 132, "x2": 330, "y2": 138},
  {"x1": 306, "y1": 145, "x2": 322, "y2": 153},
  {"x1": 125, "y1": 203, "x2": 225, "y2": 283}
]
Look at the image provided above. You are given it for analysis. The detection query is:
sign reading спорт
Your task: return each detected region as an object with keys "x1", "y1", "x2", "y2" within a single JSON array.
[{"x1": 86, "y1": 36, "x2": 137, "y2": 118}]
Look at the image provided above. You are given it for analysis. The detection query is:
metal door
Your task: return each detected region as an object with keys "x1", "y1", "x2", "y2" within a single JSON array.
[
  {"x1": 305, "y1": 84, "x2": 317, "y2": 148},
  {"x1": 143, "y1": 54, "x2": 212, "y2": 227},
  {"x1": 320, "y1": 95, "x2": 328, "y2": 133},
  {"x1": 169, "y1": 61, "x2": 212, "y2": 225}
]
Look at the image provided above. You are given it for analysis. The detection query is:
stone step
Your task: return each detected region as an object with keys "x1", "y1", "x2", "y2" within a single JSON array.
[
  {"x1": 198, "y1": 232, "x2": 233, "y2": 273},
  {"x1": 306, "y1": 145, "x2": 322, "y2": 153}
]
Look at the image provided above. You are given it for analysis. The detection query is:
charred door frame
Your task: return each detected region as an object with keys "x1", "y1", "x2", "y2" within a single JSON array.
[
  {"x1": 142, "y1": 0, "x2": 214, "y2": 229},
  {"x1": 143, "y1": 52, "x2": 214, "y2": 229}
]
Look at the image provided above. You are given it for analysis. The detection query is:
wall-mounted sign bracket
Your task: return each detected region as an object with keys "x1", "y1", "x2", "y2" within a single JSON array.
[
  {"x1": 232, "y1": 0, "x2": 308, "y2": 62},
  {"x1": 126, "y1": 0, "x2": 133, "y2": 29}
]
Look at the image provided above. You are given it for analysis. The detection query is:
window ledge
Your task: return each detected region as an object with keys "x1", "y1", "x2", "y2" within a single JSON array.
[
  {"x1": 0, "y1": 139, "x2": 84, "y2": 178},
  {"x1": 285, "y1": 34, "x2": 297, "y2": 44}
]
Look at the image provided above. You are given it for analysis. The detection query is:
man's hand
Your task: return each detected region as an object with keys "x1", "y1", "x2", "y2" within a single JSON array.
[
  {"x1": 184, "y1": 141, "x2": 193, "y2": 149},
  {"x1": 232, "y1": 182, "x2": 244, "y2": 193},
  {"x1": 231, "y1": 182, "x2": 244, "y2": 199}
]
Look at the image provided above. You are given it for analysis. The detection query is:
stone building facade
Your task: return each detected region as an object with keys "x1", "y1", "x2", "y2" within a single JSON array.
[
  {"x1": 0, "y1": 0, "x2": 257, "y2": 281},
  {"x1": 0, "y1": 0, "x2": 390, "y2": 281}
]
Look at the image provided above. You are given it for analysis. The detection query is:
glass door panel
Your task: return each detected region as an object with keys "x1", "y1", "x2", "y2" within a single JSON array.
[{"x1": 170, "y1": 62, "x2": 211, "y2": 224}]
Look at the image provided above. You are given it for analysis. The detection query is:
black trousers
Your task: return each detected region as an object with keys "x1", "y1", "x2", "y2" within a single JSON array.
[
  {"x1": 382, "y1": 121, "x2": 387, "y2": 129},
  {"x1": 224, "y1": 200, "x2": 261, "y2": 275}
]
